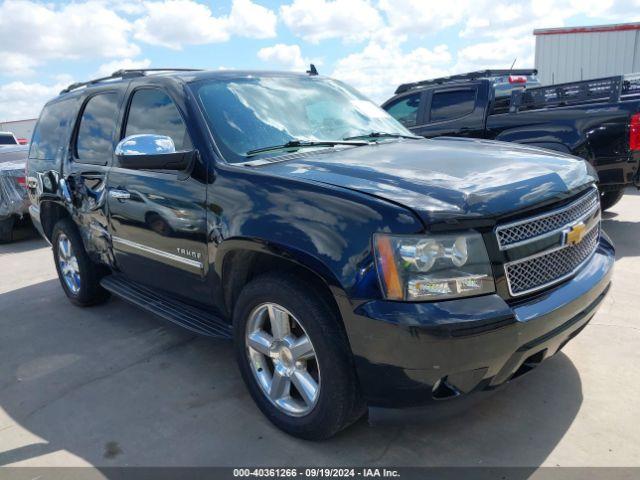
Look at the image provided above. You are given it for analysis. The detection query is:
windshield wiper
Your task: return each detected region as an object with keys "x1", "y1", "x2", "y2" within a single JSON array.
[
  {"x1": 343, "y1": 132, "x2": 422, "y2": 141},
  {"x1": 245, "y1": 139, "x2": 368, "y2": 157}
]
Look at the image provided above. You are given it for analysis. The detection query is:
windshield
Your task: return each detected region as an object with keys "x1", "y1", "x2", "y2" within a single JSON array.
[{"x1": 192, "y1": 75, "x2": 413, "y2": 163}]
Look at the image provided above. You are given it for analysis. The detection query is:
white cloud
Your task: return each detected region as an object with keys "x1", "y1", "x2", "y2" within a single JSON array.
[
  {"x1": 379, "y1": 0, "x2": 469, "y2": 35},
  {"x1": 95, "y1": 58, "x2": 153, "y2": 78},
  {"x1": 0, "y1": 0, "x2": 139, "y2": 62},
  {"x1": 134, "y1": 0, "x2": 276, "y2": 50},
  {"x1": 330, "y1": 0, "x2": 640, "y2": 105},
  {"x1": 228, "y1": 0, "x2": 279, "y2": 39},
  {"x1": 258, "y1": 44, "x2": 308, "y2": 70},
  {"x1": 280, "y1": 0, "x2": 383, "y2": 43},
  {"x1": 0, "y1": 81, "x2": 66, "y2": 122},
  {"x1": 0, "y1": 53, "x2": 40, "y2": 77},
  {"x1": 134, "y1": 0, "x2": 229, "y2": 48},
  {"x1": 455, "y1": 37, "x2": 535, "y2": 72},
  {"x1": 332, "y1": 42, "x2": 452, "y2": 103}
]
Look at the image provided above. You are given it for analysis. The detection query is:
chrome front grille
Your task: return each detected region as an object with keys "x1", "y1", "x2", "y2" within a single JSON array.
[
  {"x1": 497, "y1": 187, "x2": 601, "y2": 297},
  {"x1": 504, "y1": 226, "x2": 599, "y2": 296},
  {"x1": 496, "y1": 188, "x2": 600, "y2": 249}
]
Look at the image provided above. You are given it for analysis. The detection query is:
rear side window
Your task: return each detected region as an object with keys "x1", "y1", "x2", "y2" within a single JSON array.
[
  {"x1": 384, "y1": 93, "x2": 421, "y2": 127},
  {"x1": 29, "y1": 99, "x2": 78, "y2": 160},
  {"x1": 124, "y1": 89, "x2": 191, "y2": 150},
  {"x1": 76, "y1": 92, "x2": 119, "y2": 165},
  {"x1": 430, "y1": 89, "x2": 476, "y2": 122}
]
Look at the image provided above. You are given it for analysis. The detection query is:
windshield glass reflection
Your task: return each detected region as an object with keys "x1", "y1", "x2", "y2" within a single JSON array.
[{"x1": 193, "y1": 75, "x2": 412, "y2": 162}]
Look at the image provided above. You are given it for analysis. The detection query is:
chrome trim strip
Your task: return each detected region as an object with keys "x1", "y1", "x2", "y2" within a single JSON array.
[
  {"x1": 112, "y1": 236, "x2": 203, "y2": 269},
  {"x1": 504, "y1": 223, "x2": 600, "y2": 297},
  {"x1": 496, "y1": 187, "x2": 599, "y2": 250}
]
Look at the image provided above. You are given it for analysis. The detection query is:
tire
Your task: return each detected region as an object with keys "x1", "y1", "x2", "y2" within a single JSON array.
[
  {"x1": 233, "y1": 273, "x2": 364, "y2": 440},
  {"x1": 0, "y1": 216, "x2": 15, "y2": 243},
  {"x1": 600, "y1": 188, "x2": 625, "y2": 211},
  {"x1": 52, "y1": 218, "x2": 110, "y2": 306}
]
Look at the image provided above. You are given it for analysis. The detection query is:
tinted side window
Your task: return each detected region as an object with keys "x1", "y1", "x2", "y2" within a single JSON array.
[
  {"x1": 384, "y1": 93, "x2": 421, "y2": 127},
  {"x1": 430, "y1": 89, "x2": 476, "y2": 122},
  {"x1": 29, "y1": 98, "x2": 78, "y2": 161},
  {"x1": 124, "y1": 89, "x2": 191, "y2": 150},
  {"x1": 76, "y1": 92, "x2": 119, "y2": 164}
]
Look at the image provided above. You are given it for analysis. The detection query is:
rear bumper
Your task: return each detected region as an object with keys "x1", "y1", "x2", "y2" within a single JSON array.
[{"x1": 344, "y1": 234, "x2": 614, "y2": 409}]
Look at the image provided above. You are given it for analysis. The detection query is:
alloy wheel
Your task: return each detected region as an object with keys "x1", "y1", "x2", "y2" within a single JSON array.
[
  {"x1": 245, "y1": 303, "x2": 321, "y2": 417},
  {"x1": 57, "y1": 233, "x2": 81, "y2": 295}
]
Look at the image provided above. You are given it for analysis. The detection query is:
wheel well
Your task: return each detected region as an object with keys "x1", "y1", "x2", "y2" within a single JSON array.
[
  {"x1": 40, "y1": 201, "x2": 70, "y2": 241},
  {"x1": 222, "y1": 250, "x2": 342, "y2": 323}
]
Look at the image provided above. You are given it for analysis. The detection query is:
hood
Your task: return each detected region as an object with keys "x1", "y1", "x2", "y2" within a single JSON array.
[{"x1": 258, "y1": 137, "x2": 596, "y2": 224}]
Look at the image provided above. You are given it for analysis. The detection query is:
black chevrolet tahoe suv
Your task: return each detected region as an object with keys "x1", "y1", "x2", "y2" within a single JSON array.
[
  {"x1": 26, "y1": 69, "x2": 614, "y2": 439},
  {"x1": 382, "y1": 69, "x2": 640, "y2": 211}
]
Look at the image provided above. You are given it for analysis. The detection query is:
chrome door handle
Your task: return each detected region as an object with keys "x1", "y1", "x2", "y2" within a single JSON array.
[{"x1": 109, "y1": 189, "x2": 130, "y2": 200}]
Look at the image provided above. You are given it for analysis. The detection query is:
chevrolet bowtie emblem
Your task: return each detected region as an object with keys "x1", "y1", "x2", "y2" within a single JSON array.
[{"x1": 565, "y1": 222, "x2": 587, "y2": 245}]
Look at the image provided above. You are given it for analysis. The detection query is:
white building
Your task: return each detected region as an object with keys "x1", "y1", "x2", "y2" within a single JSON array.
[
  {"x1": 0, "y1": 118, "x2": 37, "y2": 142},
  {"x1": 534, "y1": 22, "x2": 640, "y2": 85}
]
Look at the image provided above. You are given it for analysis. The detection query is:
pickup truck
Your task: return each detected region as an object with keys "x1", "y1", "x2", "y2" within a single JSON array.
[
  {"x1": 27, "y1": 68, "x2": 613, "y2": 439},
  {"x1": 382, "y1": 70, "x2": 640, "y2": 210}
]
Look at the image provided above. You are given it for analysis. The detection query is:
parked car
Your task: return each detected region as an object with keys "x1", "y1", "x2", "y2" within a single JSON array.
[
  {"x1": 0, "y1": 144, "x2": 29, "y2": 242},
  {"x1": 0, "y1": 131, "x2": 19, "y2": 146},
  {"x1": 382, "y1": 70, "x2": 640, "y2": 210},
  {"x1": 27, "y1": 68, "x2": 614, "y2": 439}
]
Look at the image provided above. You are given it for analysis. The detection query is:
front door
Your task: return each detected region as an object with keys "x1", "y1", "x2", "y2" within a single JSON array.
[{"x1": 107, "y1": 87, "x2": 209, "y2": 304}]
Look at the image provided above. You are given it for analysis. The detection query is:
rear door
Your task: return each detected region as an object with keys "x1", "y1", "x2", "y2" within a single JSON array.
[
  {"x1": 65, "y1": 89, "x2": 123, "y2": 262},
  {"x1": 106, "y1": 85, "x2": 209, "y2": 304}
]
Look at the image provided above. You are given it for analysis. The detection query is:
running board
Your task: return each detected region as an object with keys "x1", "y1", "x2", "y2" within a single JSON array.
[{"x1": 100, "y1": 275, "x2": 232, "y2": 339}]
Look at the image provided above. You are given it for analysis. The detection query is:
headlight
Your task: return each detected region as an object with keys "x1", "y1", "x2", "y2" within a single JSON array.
[{"x1": 373, "y1": 231, "x2": 495, "y2": 301}]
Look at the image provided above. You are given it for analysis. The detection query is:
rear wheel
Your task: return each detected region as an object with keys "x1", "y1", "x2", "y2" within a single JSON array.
[
  {"x1": 600, "y1": 188, "x2": 625, "y2": 211},
  {"x1": 233, "y1": 273, "x2": 364, "y2": 440},
  {"x1": 52, "y1": 218, "x2": 109, "y2": 306}
]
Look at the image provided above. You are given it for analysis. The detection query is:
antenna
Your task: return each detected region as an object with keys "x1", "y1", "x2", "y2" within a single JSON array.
[{"x1": 306, "y1": 64, "x2": 319, "y2": 76}]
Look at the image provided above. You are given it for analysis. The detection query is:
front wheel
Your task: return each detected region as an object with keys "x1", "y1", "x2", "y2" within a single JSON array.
[
  {"x1": 233, "y1": 274, "x2": 364, "y2": 440},
  {"x1": 52, "y1": 218, "x2": 109, "y2": 306},
  {"x1": 600, "y1": 188, "x2": 625, "y2": 211}
]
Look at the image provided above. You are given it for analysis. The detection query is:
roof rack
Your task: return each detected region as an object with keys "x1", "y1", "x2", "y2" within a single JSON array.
[
  {"x1": 59, "y1": 68, "x2": 204, "y2": 94},
  {"x1": 394, "y1": 69, "x2": 538, "y2": 94}
]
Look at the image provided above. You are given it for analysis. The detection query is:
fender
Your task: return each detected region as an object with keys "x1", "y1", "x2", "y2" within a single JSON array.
[{"x1": 215, "y1": 237, "x2": 344, "y2": 295}]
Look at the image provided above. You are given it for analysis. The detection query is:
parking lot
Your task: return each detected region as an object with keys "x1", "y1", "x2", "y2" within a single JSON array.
[{"x1": 0, "y1": 189, "x2": 638, "y2": 468}]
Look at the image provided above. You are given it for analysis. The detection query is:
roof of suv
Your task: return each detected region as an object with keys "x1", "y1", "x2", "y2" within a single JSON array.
[{"x1": 58, "y1": 68, "x2": 314, "y2": 96}]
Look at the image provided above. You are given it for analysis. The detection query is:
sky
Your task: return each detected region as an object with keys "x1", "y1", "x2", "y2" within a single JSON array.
[{"x1": 1, "y1": 0, "x2": 639, "y2": 122}]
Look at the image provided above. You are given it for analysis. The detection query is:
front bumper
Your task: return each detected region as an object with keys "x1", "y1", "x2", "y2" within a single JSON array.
[{"x1": 344, "y1": 234, "x2": 614, "y2": 409}]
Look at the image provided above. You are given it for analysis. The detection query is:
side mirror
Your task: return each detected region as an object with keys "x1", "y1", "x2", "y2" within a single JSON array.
[{"x1": 115, "y1": 134, "x2": 195, "y2": 171}]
